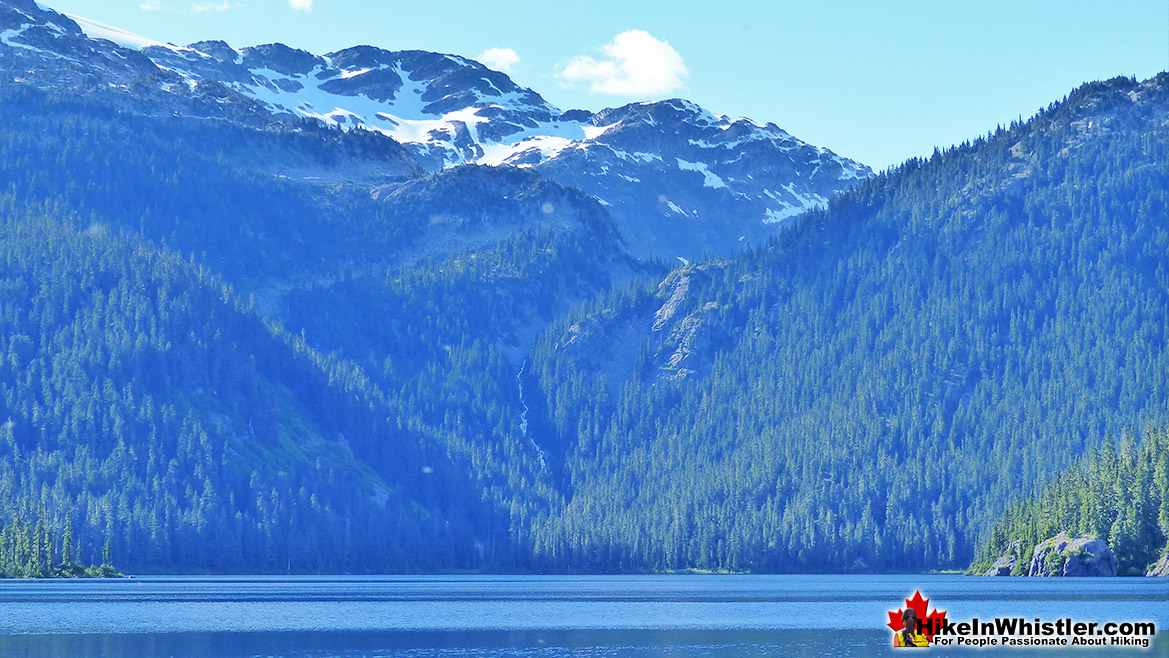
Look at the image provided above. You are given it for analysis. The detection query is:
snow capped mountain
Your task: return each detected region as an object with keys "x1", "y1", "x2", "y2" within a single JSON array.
[
  {"x1": 3, "y1": 0, "x2": 873, "y2": 259},
  {"x1": 130, "y1": 37, "x2": 565, "y2": 172},
  {"x1": 1, "y1": 1, "x2": 157, "y2": 87},
  {"x1": 528, "y1": 99, "x2": 870, "y2": 258}
]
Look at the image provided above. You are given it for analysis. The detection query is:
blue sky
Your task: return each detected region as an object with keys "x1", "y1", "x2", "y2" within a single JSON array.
[{"x1": 45, "y1": 0, "x2": 1168, "y2": 170}]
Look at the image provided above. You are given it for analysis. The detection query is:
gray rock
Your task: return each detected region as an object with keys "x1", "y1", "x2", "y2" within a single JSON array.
[
  {"x1": 319, "y1": 68, "x2": 403, "y2": 102},
  {"x1": 983, "y1": 540, "x2": 1021, "y2": 576},
  {"x1": 1146, "y1": 553, "x2": 1169, "y2": 577},
  {"x1": 1028, "y1": 532, "x2": 1116, "y2": 577},
  {"x1": 984, "y1": 554, "x2": 1017, "y2": 576},
  {"x1": 240, "y1": 43, "x2": 324, "y2": 77}
]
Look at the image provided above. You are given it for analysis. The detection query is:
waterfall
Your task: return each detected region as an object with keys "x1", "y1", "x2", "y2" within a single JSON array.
[{"x1": 516, "y1": 360, "x2": 547, "y2": 472}]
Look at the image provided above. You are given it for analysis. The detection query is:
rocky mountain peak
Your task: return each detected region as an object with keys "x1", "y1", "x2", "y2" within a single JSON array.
[
  {"x1": 187, "y1": 39, "x2": 238, "y2": 63},
  {"x1": 2, "y1": 0, "x2": 875, "y2": 260},
  {"x1": 241, "y1": 42, "x2": 323, "y2": 76}
]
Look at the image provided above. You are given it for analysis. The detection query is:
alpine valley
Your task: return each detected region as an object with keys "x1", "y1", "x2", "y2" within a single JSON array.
[{"x1": 0, "y1": 0, "x2": 1165, "y2": 576}]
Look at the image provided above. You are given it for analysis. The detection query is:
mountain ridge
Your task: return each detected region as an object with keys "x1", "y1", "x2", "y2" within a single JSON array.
[{"x1": 3, "y1": 0, "x2": 872, "y2": 259}]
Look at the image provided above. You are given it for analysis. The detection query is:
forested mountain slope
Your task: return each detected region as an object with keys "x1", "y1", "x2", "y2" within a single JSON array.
[
  {"x1": 1, "y1": 0, "x2": 1164, "y2": 574},
  {"x1": 0, "y1": 84, "x2": 636, "y2": 574},
  {"x1": 524, "y1": 74, "x2": 1169, "y2": 572},
  {"x1": 0, "y1": 207, "x2": 509, "y2": 572}
]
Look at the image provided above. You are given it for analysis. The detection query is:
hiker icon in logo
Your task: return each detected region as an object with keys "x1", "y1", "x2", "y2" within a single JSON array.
[
  {"x1": 887, "y1": 590, "x2": 947, "y2": 648},
  {"x1": 894, "y1": 607, "x2": 929, "y2": 647}
]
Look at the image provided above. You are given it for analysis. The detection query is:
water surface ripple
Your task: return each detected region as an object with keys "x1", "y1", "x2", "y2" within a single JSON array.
[{"x1": 1, "y1": 574, "x2": 1165, "y2": 657}]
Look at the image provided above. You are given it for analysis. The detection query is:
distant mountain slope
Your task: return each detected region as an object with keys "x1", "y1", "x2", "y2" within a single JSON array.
[
  {"x1": 0, "y1": 84, "x2": 416, "y2": 289},
  {"x1": 3, "y1": 0, "x2": 872, "y2": 259},
  {"x1": 0, "y1": 82, "x2": 630, "y2": 293},
  {"x1": 532, "y1": 99, "x2": 868, "y2": 259},
  {"x1": 0, "y1": 63, "x2": 640, "y2": 574},
  {"x1": 0, "y1": 80, "x2": 639, "y2": 561},
  {"x1": 524, "y1": 74, "x2": 1169, "y2": 572},
  {"x1": 0, "y1": 0, "x2": 272, "y2": 123},
  {"x1": 0, "y1": 207, "x2": 504, "y2": 572},
  {"x1": 3, "y1": 0, "x2": 1164, "y2": 577}
]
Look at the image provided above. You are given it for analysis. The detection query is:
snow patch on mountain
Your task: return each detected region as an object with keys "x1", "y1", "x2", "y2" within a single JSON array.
[
  {"x1": 11, "y1": 1, "x2": 874, "y2": 259},
  {"x1": 664, "y1": 200, "x2": 690, "y2": 217},
  {"x1": 676, "y1": 158, "x2": 727, "y2": 189},
  {"x1": 64, "y1": 15, "x2": 869, "y2": 181},
  {"x1": 0, "y1": 25, "x2": 36, "y2": 51},
  {"x1": 762, "y1": 206, "x2": 804, "y2": 224}
]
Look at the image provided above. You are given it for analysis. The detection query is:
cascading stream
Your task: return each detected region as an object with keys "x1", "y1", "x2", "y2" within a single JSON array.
[{"x1": 516, "y1": 360, "x2": 547, "y2": 472}]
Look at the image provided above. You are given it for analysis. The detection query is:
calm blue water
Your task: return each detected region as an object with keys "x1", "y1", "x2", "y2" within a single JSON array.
[{"x1": 0, "y1": 574, "x2": 1165, "y2": 657}]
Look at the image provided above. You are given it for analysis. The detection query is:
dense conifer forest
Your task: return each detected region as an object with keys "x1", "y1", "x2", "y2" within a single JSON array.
[
  {"x1": 970, "y1": 428, "x2": 1168, "y2": 576},
  {"x1": 0, "y1": 208, "x2": 512, "y2": 572},
  {"x1": 0, "y1": 72, "x2": 1164, "y2": 574},
  {"x1": 522, "y1": 75, "x2": 1168, "y2": 571}
]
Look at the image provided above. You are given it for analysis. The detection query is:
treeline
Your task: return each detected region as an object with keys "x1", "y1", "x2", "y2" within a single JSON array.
[
  {"x1": 0, "y1": 148, "x2": 642, "y2": 574},
  {"x1": 0, "y1": 517, "x2": 118, "y2": 578},
  {"x1": 970, "y1": 428, "x2": 1169, "y2": 575}
]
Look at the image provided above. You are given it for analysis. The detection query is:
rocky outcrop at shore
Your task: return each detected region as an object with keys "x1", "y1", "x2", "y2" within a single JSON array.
[
  {"x1": 1027, "y1": 533, "x2": 1116, "y2": 577},
  {"x1": 982, "y1": 540, "x2": 1021, "y2": 576},
  {"x1": 1147, "y1": 554, "x2": 1169, "y2": 577}
]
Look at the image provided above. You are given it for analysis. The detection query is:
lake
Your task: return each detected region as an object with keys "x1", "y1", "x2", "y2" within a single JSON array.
[{"x1": 1, "y1": 574, "x2": 1165, "y2": 657}]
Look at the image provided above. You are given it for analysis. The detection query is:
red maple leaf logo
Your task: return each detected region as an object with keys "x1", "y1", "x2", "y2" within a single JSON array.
[{"x1": 887, "y1": 590, "x2": 947, "y2": 642}]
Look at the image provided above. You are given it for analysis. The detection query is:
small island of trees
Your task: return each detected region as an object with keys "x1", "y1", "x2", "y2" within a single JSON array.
[{"x1": 0, "y1": 516, "x2": 121, "y2": 578}]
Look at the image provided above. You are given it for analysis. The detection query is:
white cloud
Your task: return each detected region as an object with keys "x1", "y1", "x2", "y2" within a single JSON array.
[
  {"x1": 139, "y1": 0, "x2": 177, "y2": 11},
  {"x1": 476, "y1": 47, "x2": 520, "y2": 74},
  {"x1": 558, "y1": 30, "x2": 688, "y2": 96},
  {"x1": 192, "y1": 0, "x2": 237, "y2": 13},
  {"x1": 288, "y1": 0, "x2": 313, "y2": 11}
]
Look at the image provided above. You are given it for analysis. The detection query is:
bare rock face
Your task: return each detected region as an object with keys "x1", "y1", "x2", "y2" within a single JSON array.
[
  {"x1": 1146, "y1": 553, "x2": 1169, "y2": 577},
  {"x1": 984, "y1": 554, "x2": 1017, "y2": 576},
  {"x1": 983, "y1": 541, "x2": 1022, "y2": 576},
  {"x1": 1028, "y1": 532, "x2": 1116, "y2": 577}
]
